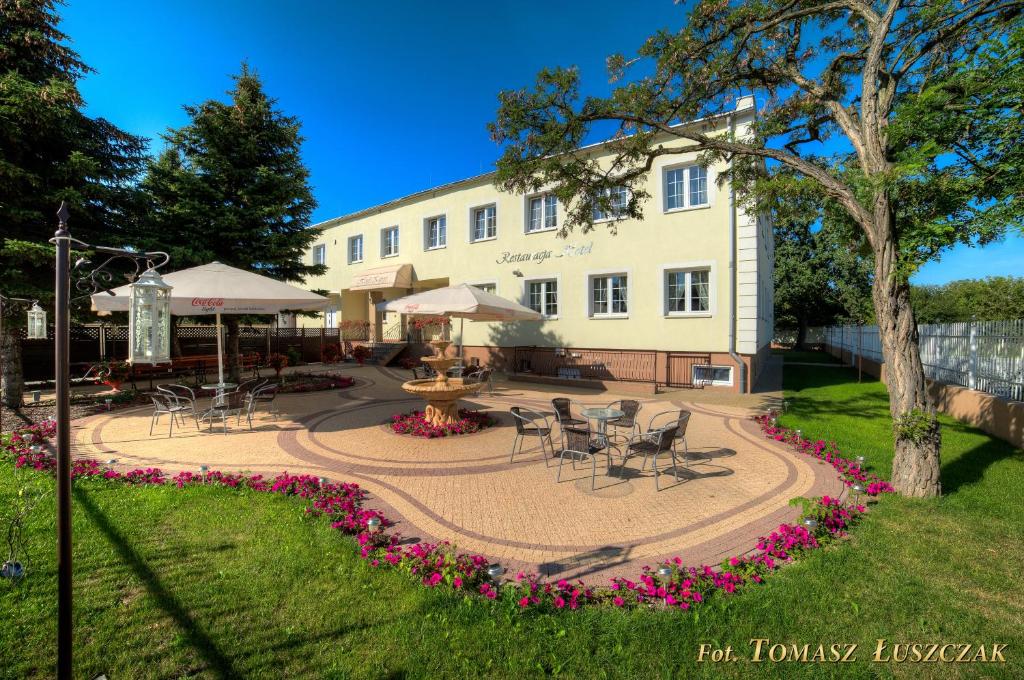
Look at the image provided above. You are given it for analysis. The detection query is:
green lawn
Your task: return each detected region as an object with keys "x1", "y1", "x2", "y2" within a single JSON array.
[{"x1": 1, "y1": 356, "x2": 1022, "y2": 679}]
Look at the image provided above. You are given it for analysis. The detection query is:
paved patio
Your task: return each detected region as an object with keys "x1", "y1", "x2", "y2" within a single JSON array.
[{"x1": 70, "y1": 364, "x2": 840, "y2": 583}]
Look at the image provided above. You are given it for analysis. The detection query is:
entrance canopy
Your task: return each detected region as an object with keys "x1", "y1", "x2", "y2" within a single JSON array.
[
  {"x1": 377, "y1": 283, "x2": 541, "y2": 321},
  {"x1": 349, "y1": 263, "x2": 414, "y2": 291},
  {"x1": 90, "y1": 261, "x2": 329, "y2": 316}
]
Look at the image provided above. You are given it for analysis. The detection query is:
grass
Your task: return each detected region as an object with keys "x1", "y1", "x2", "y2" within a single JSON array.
[{"x1": 1, "y1": 354, "x2": 1023, "y2": 678}]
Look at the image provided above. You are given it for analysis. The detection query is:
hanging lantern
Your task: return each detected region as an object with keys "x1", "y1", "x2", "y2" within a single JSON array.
[
  {"x1": 128, "y1": 268, "x2": 172, "y2": 365},
  {"x1": 26, "y1": 303, "x2": 47, "y2": 340}
]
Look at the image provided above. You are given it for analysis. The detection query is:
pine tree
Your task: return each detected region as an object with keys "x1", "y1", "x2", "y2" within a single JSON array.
[
  {"x1": 138, "y1": 64, "x2": 322, "y2": 381},
  {"x1": 0, "y1": 0, "x2": 147, "y2": 407}
]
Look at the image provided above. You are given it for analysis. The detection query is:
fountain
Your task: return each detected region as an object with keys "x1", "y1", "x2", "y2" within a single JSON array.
[{"x1": 401, "y1": 338, "x2": 483, "y2": 426}]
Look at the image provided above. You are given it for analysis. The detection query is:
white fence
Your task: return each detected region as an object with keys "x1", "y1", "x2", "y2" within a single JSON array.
[{"x1": 809, "y1": 320, "x2": 1024, "y2": 402}]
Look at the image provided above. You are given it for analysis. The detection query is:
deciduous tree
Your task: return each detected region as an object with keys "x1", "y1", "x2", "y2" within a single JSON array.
[{"x1": 490, "y1": 0, "x2": 1023, "y2": 497}]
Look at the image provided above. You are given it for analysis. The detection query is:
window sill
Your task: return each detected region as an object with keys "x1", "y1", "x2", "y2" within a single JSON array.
[
  {"x1": 348, "y1": 259, "x2": 363, "y2": 265},
  {"x1": 470, "y1": 236, "x2": 498, "y2": 244},
  {"x1": 589, "y1": 314, "x2": 629, "y2": 320},
  {"x1": 525, "y1": 227, "x2": 558, "y2": 235},
  {"x1": 665, "y1": 312, "x2": 713, "y2": 319},
  {"x1": 664, "y1": 204, "x2": 711, "y2": 215},
  {"x1": 425, "y1": 245, "x2": 447, "y2": 251},
  {"x1": 381, "y1": 253, "x2": 399, "y2": 259}
]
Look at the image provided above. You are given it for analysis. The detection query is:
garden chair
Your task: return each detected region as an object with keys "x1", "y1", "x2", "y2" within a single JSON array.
[
  {"x1": 157, "y1": 384, "x2": 200, "y2": 430},
  {"x1": 551, "y1": 397, "x2": 587, "y2": 445},
  {"x1": 469, "y1": 368, "x2": 494, "y2": 396},
  {"x1": 202, "y1": 388, "x2": 251, "y2": 434},
  {"x1": 646, "y1": 410, "x2": 692, "y2": 461},
  {"x1": 149, "y1": 392, "x2": 190, "y2": 438},
  {"x1": 509, "y1": 407, "x2": 554, "y2": 466},
  {"x1": 556, "y1": 425, "x2": 613, "y2": 491},
  {"x1": 605, "y1": 399, "x2": 641, "y2": 443},
  {"x1": 623, "y1": 424, "x2": 681, "y2": 491},
  {"x1": 247, "y1": 383, "x2": 280, "y2": 422}
]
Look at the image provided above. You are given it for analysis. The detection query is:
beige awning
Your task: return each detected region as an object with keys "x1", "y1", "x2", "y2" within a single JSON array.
[{"x1": 348, "y1": 263, "x2": 413, "y2": 291}]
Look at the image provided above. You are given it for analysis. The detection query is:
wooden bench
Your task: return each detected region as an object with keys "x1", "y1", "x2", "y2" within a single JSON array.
[{"x1": 128, "y1": 352, "x2": 263, "y2": 390}]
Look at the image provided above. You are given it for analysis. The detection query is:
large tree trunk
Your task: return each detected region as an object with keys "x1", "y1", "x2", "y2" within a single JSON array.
[
  {"x1": 1, "y1": 326, "x2": 24, "y2": 409},
  {"x1": 224, "y1": 317, "x2": 241, "y2": 384},
  {"x1": 871, "y1": 217, "x2": 942, "y2": 497},
  {"x1": 171, "y1": 316, "x2": 183, "y2": 358},
  {"x1": 795, "y1": 317, "x2": 808, "y2": 350}
]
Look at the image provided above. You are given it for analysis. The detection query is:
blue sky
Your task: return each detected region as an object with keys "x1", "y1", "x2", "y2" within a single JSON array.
[{"x1": 61, "y1": 0, "x2": 1021, "y2": 285}]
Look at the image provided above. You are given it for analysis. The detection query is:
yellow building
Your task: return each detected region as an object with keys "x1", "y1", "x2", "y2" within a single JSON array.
[{"x1": 301, "y1": 97, "x2": 773, "y2": 392}]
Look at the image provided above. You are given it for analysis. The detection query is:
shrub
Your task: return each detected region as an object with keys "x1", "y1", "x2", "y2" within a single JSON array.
[
  {"x1": 321, "y1": 342, "x2": 342, "y2": 364},
  {"x1": 267, "y1": 353, "x2": 289, "y2": 377},
  {"x1": 350, "y1": 345, "x2": 371, "y2": 365}
]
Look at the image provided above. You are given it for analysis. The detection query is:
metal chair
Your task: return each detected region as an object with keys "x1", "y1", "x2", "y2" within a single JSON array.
[
  {"x1": 605, "y1": 399, "x2": 641, "y2": 443},
  {"x1": 158, "y1": 384, "x2": 200, "y2": 430},
  {"x1": 202, "y1": 389, "x2": 251, "y2": 434},
  {"x1": 624, "y1": 423, "x2": 681, "y2": 490},
  {"x1": 247, "y1": 383, "x2": 279, "y2": 422},
  {"x1": 470, "y1": 368, "x2": 494, "y2": 395},
  {"x1": 509, "y1": 407, "x2": 554, "y2": 466},
  {"x1": 551, "y1": 397, "x2": 587, "y2": 445},
  {"x1": 149, "y1": 393, "x2": 190, "y2": 437},
  {"x1": 647, "y1": 409, "x2": 692, "y2": 460},
  {"x1": 556, "y1": 426, "x2": 612, "y2": 490}
]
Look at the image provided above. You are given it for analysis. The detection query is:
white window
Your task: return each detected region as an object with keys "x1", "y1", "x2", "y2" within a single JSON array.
[
  {"x1": 527, "y1": 194, "x2": 557, "y2": 232},
  {"x1": 471, "y1": 205, "x2": 497, "y2": 241},
  {"x1": 424, "y1": 215, "x2": 446, "y2": 250},
  {"x1": 665, "y1": 268, "x2": 711, "y2": 315},
  {"x1": 590, "y1": 274, "x2": 628, "y2": 317},
  {"x1": 693, "y1": 365, "x2": 733, "y2": 386},
  {"x1": 313, "y1": 244, "x2": 326, "y2": 265},
  {"x1": 592, "y1": 185, "x2": 629, "y2": 221},
  {"x1": 348, "y1": 235, "x2": 363, "y2": 264},
  {"x1": 664, "y1": 165, "x2": 709, "y2": 211},
  {"x1": 526, "y1": 279, "x2": 558, "y2": 317},
  {"x1": 471, "y1": 282, "x2": 497, "y2": 295},
  {"x1": 381, "y1": 226, "x2": 399, "y2": 257},
  {"x1": 325, "y1": 307, "x2": 337, "y2": 328}
]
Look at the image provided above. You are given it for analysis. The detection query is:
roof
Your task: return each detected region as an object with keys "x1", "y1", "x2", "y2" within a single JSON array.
[{"x1": 312, "y1": 96, "x2": 756, "y2": 232}]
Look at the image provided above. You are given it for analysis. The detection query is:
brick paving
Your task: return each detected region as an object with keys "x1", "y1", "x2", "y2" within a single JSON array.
[{"x1": 70, "y1": 365, "x2": 840, "y2": 584}]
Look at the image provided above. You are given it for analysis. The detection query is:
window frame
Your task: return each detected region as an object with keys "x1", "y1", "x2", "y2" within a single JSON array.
[
  {"x1": 312, "y1": 244, "x2": 326, "y2": 266},
  {"x1": 522, "y1": 276, "x2": 560, "y2": 319},
  {"x1": 380, "y1": 225, "x2": 400, "y2": 258},
  {"x1": 693, "y1": 364, "x2": 733, "y2": 387},
  {"x1": 347, "y1": 234, "x2": 364, "y2": 264},
  {"x1": 663, "y1": 163, "x2": 711, "y2": 212},
  {"x1": 525, "y1": 192, "x2": 558, "y2": 234},
  {"x1": 469, "y1": 203, "x2": 498, "y2": 242},
  {"x1": 592, "y1": 185, "x2": 629, "y2": 222},
  {"x1": 661, "y1": 261, "x2": 715, "y2": 317},
  {"x1": 465, "y1": 280, "x2": 498, "y2": 296},
  {"x1": 423, "y1": 214, "x2": 447, "y2": 251},
  {"x1": 585, "y1": 269, "x2": 631, "y2": 319}
]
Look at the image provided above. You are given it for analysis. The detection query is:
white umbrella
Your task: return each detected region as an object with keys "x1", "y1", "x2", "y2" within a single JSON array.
[
  {"x1": 377, "y1": 283, "x2": 541, "y2": 357},
  {"x1": 91, "y1": 261, "x2": 329, "y2": 384}
]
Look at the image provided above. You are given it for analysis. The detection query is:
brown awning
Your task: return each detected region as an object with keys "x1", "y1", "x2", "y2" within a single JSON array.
[{"x1": 347, "y1": 263, "x2": 414, "y2": 291}]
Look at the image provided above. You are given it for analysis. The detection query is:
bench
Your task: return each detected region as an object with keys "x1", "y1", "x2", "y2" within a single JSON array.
[{"x1": 127, "y1": 352, "x2": 263, "y2": 390}]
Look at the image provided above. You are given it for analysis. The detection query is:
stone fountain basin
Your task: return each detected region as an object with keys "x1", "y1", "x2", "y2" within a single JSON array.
[{"x1": 400, "y1": 378, "x2": 483, "y2": 401}]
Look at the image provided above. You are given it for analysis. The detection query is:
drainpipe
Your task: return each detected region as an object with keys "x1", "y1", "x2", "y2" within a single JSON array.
[{"x1": 727, "y1": 113, "x2": 748, "y2": 393}]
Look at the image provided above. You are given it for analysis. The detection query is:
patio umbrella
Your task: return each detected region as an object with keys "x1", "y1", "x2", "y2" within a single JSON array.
[
  {"x1": 90, "y1": 261, "x2": 329, "y2": 384},
  {"x1": 376, "y1": 283, "x2": 541, "y2": 357}
]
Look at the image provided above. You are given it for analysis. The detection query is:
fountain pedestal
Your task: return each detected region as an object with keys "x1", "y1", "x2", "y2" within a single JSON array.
[{"x1": 401, "y1": 340, "x2": 483, "y2": 426}]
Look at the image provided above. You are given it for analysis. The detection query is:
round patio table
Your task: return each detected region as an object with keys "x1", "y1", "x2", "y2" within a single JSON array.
[
  {"x1": 201, "y1": 382, "x2": 237, "y2": 408},
  {"x1": 581, "y1": 407, "x2": 624, "y2": 449}
]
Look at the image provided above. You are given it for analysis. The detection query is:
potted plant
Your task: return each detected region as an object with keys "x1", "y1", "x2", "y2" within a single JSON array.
[
  {"x1": 351, "y1": 345, "x2": 371, "y2": 366},
  {"x1": 267, "y1": 353, "x2": 289, "y2": 381},
  {"x1": 95, "y1": 360, "x2": 130, "y2": 391},
  {"x1": 322, "y1": 342, "x2": 342, "y2": 364}
]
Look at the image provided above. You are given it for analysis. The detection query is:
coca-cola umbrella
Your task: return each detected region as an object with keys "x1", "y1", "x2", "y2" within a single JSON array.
[{"x1": 90, "y1": 261, "x2": 328, "y2": 385}]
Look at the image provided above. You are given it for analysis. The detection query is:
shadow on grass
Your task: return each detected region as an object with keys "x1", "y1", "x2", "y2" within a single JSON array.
[{"x1": 74, "y1": 486, "x2": 239, "y2": 678}]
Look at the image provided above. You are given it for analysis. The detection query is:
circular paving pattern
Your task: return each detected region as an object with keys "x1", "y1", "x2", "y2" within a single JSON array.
[{"x1": 70, "y1": 366, "x2": 841, "y2": 583}]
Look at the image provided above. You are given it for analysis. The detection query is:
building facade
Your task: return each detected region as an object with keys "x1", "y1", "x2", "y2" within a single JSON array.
[{"x1": 301, "y1": 97, "x2": 773, "y2": 392}]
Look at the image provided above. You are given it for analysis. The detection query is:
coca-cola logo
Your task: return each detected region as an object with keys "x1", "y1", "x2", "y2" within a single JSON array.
[{"x1": 191, "y1": 298, "x2": 224, "y2": 307}]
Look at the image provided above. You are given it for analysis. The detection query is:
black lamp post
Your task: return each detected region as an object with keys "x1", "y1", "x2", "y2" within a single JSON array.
[{"x1": 50, "y1": 203, "x2": 171, "y2": 679}]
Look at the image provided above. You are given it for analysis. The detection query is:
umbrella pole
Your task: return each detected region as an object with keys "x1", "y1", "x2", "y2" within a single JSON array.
[
  {"x1": 459, "y1": 317, "x2": 464, "y2": 362},
  {"x1": 216, "y1": 312, "x2": 225, "y2": 385}
]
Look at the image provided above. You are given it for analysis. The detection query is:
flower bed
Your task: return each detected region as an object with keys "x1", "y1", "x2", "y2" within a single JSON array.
[
  {"x1": 277, "y1": 373, "x2": 355, "y2": 394},
  {"x1": 2, "y1": 407, "x2": 893, "y2": 614},
  {"x1": 389, "y1": 409, "x2": 495, "y2": 438}
]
